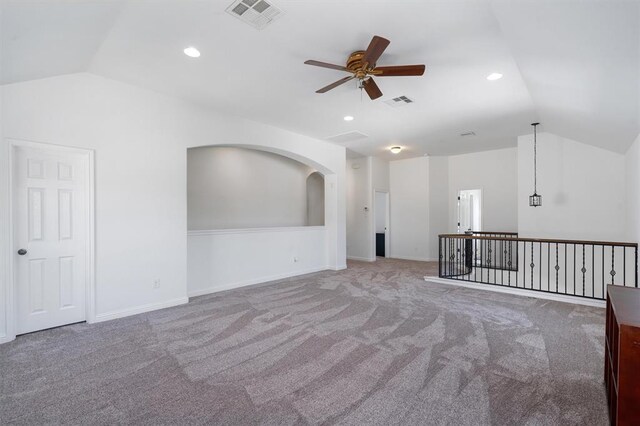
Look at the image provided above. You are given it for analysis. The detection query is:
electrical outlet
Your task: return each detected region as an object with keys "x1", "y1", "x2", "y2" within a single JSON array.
[{"x1": 153, "y1": 279, "x2": 160, "y2": 289}]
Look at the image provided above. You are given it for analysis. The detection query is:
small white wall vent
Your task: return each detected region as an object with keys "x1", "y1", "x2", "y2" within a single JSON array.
[
  {"x1": 326, "y1": 131, "x2": 369, "y2": 144},
  {"x1": 384, "y1": 96, "x2": 414, "y2": 107},
  {"x1": 226, "y1": 0, "x2": 283, "y2": 30},
  {"x1": 460, "y1": 131, "x2": 476, "y2": 137}
]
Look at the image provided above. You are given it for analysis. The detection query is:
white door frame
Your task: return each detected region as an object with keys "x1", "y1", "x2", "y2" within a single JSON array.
[
  {"x1": 6, "y1": 138, "x2": 96, "y2": 342},
  {"x1": 373, "y1": 189, "x2": 390, "y2": 259}
]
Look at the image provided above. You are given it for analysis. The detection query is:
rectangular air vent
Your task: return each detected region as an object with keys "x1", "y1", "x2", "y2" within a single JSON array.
[
  {"x1": 226, "y1": 0, "x2": 283, "y2": 30},
  {"x1": 384, "y1": 95, "x2": 414, "y2": 107},
  {"x1": 325, "y1": 131, "x2": 369, "y2": 144},
  {"x1": 460, "y1": 131, "x2": 476, "y2": 137}
]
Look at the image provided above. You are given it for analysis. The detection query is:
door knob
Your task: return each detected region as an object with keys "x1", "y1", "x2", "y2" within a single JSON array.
[{"x1": 17, "y1": 249, "x2": 27, "y2": 255}]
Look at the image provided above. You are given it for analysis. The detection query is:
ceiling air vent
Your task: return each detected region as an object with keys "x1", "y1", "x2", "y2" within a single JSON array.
[
  {"x1": 384, "y1": 95, "x2": 414, "y2": 108},
  {"x1": 326, "y1": 131, "x2": 369, "y2": 144},
  {"x1": 226, "y1": 0, "x2": 283, "y2": 30},
  {"x1": 460, "y1": 131, "x2": 476, "y2": 137}
]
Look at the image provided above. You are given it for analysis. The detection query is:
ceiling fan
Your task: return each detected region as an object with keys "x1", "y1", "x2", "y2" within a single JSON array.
[{"x1": 304, "y1": 35, "x2": 425, "y2": 100}]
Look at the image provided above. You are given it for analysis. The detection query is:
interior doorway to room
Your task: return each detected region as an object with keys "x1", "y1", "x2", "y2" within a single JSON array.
[
  {"x1": 11, "y1": 140, "x2": 94, "y2": 335},
  {"x1": 457, "y1": 189, "x2": 482, "y2": 233},
  {"x1": 374, "y1": 191, "x2": 389, "y2": 257}
]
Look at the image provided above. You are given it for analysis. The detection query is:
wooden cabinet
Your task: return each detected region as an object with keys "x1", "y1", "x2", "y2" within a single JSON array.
[{"x1": 605, "y1": 285, "x2": 640, "y2": 425}]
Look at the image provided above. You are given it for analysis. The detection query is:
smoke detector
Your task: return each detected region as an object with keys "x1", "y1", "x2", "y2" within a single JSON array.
[
  {"x1": 226, "y1": 0, "x2": 283, "y2": 30},
  {"x1": 384, "y1": 96, "x2": 414, "y2": 108}
]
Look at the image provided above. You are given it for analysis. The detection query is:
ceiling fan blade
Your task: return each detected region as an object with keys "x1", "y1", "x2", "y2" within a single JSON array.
[
  {"x1": 316, "y1": 75, "x2": 356, "y2": 93},
  {"x1": 363, "y1": 78, "x2": 383, "y2": 100},
  {"x1": 304, "y1": 60, "x2": 348, "y2": 72},
  {"x1": 373, "y1": 64, "x2": 426, "y2": 77},
  {"x1": 362, "y1": 35, "x2": 390, "y2": 67}
]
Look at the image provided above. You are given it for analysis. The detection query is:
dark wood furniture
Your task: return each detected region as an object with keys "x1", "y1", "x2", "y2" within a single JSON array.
[{"x1": 605, "y1": 285, "x2": 640, "y2": 425}]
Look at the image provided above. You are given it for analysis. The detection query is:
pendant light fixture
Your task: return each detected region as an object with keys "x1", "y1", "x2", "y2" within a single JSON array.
[{"x1": 529, "y1": 122, "x2": 542, "y2": 207}]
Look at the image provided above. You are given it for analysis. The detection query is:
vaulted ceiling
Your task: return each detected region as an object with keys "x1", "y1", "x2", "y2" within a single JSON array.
[{"x1": 2, "y1": 0, "x2": 639, "y2": 158}]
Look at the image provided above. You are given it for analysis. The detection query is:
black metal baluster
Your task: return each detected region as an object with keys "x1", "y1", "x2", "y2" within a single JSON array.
[
  {"x1": 602, "y1": 244, "x2": 605, "y2": 297},
  {"x1": 623, "y1": 246, "x2": 626, "y2": 286},
  {"x1": 555, "y1": 243, "x2": 559, "y2": 293},
  {"x1": 530, "y1": 241, "x2": 534, "y2": 289},
  {"x1": 524, "y1": 240, "x2": 527, "y2": 289},
  {"x1": 611, "y1": 246, "x2": 615, "y2": 286},
  {"x1": 508, "y1": 240, "x2": 512, "y2": 286},
  {"x1": 474, "y1": 238, "x2": 477, "y2": 282},
  {"x1": 516, "y1": 241, "x2": 519, "y2": 288},
  {"x1": 494, "y1": 240, "x2": 497, "y2": 284},
  {"x1": 573, "y1": 243, "x2": 576, "y2": 296},
  {"x1": 582, "y1": 244, "x2": 586, "y2": 297},
  {"x1": 592, "y1": 245, "x2": 595, "y2": 298},
  {"x1": 548, "y1": 243, "x2": 552, "y2": 291},
  {"x1": 564, "y1": 243, "x2": 567, "y2": 295},
  {"x1": 539, "y1": 242, "x2": 542, "y2": 291},
  {"x1": 635, "y1": 244, "x2": 638, "y2": 288}
]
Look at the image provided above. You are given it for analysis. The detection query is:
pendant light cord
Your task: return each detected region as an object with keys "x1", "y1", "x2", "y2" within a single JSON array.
[{"x1": 533, "y1": 124, "x2": 537, "y2": 194}]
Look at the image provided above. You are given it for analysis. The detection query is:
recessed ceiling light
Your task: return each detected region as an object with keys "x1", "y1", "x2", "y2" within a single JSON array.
[
  {"x1": 183, "y1": 47, "x2": 201, "y2": 58},
  {"x1": 390, "y1": 146, "x2": 402, "y2": 154},
  {"x1": 343, "y1": 115, "x2": 354, "y2": 121},
  {"x1": 487, "y1": 73, "x2": 503, "y2": 81}
]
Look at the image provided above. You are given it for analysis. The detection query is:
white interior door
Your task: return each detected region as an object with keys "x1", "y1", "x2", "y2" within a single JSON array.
[
  {"x1": 457, "y1": 189, "x2": 482, "y2": 233},
  {"x1": 13, "y1": 143, "x2": 90, "y2": 334}
]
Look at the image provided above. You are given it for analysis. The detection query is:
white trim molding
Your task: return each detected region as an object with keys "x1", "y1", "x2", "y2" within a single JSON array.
[
  {"x1": 188, "y1": 226, "x2": 326, "y2": 237},
  {"x1": 188, "y1": 266, "x2": 328, "y2": 298},
  {"x1": 94, "y1": 297, "x2": 189, "y2": 323},
  {"x1": 424, "y1": 276, "x2": 606, "y2": 308},
  {"x1": 390, "y1": 255, "x2": 437, "y2": 262},
  {"x1": 347, "y1": 256, "x2": 376, "y2": 262}
]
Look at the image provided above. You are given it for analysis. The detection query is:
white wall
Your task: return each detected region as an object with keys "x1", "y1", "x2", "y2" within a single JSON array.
[
  {"x1": 0, "y1": 73, "x2": 346, "y2": 343},
  {"x1": 187, "y1": 146, "x2": 318, "y2": 230},
  {"x1": 625, "y1": 135, "x2": 640, "y2": 244},
  {"x1": 448, "y1": 148, "x2": 518, "y2": 233},
  {"x1": 346, "y1": 157, "x2": 373, "y2": 261},
  {"x1": 389, "y1": 157, "x2": 430, "y2": 261},
  {"x1": 188, "y1": 227, "x2": 327, "y2": 296},
  {"x1": 428, "y1": 156, "x2": 449, "y2": 259},
  {"x1": 518, "y1": 132, "x2": 626, "y2": 241}
]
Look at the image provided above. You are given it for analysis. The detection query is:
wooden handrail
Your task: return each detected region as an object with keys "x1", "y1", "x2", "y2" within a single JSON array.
[
  {"x1": 439, "y1": 233, "x2": 638, "y2": 248},
  {"x1": 468, "y1": 231, "x2": 519, "y2": 235}
]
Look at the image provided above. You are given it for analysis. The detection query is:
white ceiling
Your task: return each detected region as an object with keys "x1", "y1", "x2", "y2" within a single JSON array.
[{"x1": 2, "y1": 0, "x2": 639, "y2": 158}]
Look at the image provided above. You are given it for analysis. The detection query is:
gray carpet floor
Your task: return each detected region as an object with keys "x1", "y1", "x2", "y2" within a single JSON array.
[{"x1": 1, "y1": 258, "x2": 608, "y2": 425}]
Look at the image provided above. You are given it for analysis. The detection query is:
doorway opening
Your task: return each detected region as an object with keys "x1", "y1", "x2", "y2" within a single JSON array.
[
  {"x1": 457, "y1": 189, "x2": 482, "y2": 233},
  {"x1": 374, "y1": 191, "x2": 389, "y2": 258}
]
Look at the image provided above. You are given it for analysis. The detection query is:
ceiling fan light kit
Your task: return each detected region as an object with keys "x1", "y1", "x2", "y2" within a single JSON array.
[{"x1": 305, "y1": 35, "x2": 426, "y2": 100}]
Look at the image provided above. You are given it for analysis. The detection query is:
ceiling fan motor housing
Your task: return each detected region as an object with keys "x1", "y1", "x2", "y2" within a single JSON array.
[{"x1": 347, "y1": 51, "x2": 370, "y2": 78}]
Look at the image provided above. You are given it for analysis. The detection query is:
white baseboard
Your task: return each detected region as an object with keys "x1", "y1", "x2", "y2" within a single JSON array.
[
  {"x1": 188, "y1": 266, "x2": 329, "y2": 298},
  {"x1": 0, "y1": 334, "x2": 15, "y2": 345},
  {"x1": 330, "y1": 264, "x2": 347, "y2": 271},
  {"x1": 389, "y1": 255, "x2": 435, "y2": 262},
  {"x1": 347, "y1": 256, "x2": 375, "y2": 262},
  {"x1": 94, "y1": 297, "x2": 189, "y2": 323},
  {"x1": 424, "y1": 276, "x2": 606, "y2": 308}
]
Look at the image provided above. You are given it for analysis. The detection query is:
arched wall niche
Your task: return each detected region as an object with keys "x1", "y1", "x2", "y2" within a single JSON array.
[
  {"x1": 187, "y1": 145, "x2": 327, "y2": 230},
  {"x1": 306, "y1": 172, "x2": 325, "y2": 226}
]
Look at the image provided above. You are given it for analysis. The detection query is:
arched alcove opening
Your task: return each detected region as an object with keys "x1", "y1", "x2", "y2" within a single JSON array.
[{"x1": 187, "y1": 146, "x2": 326, "y2": 230}]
